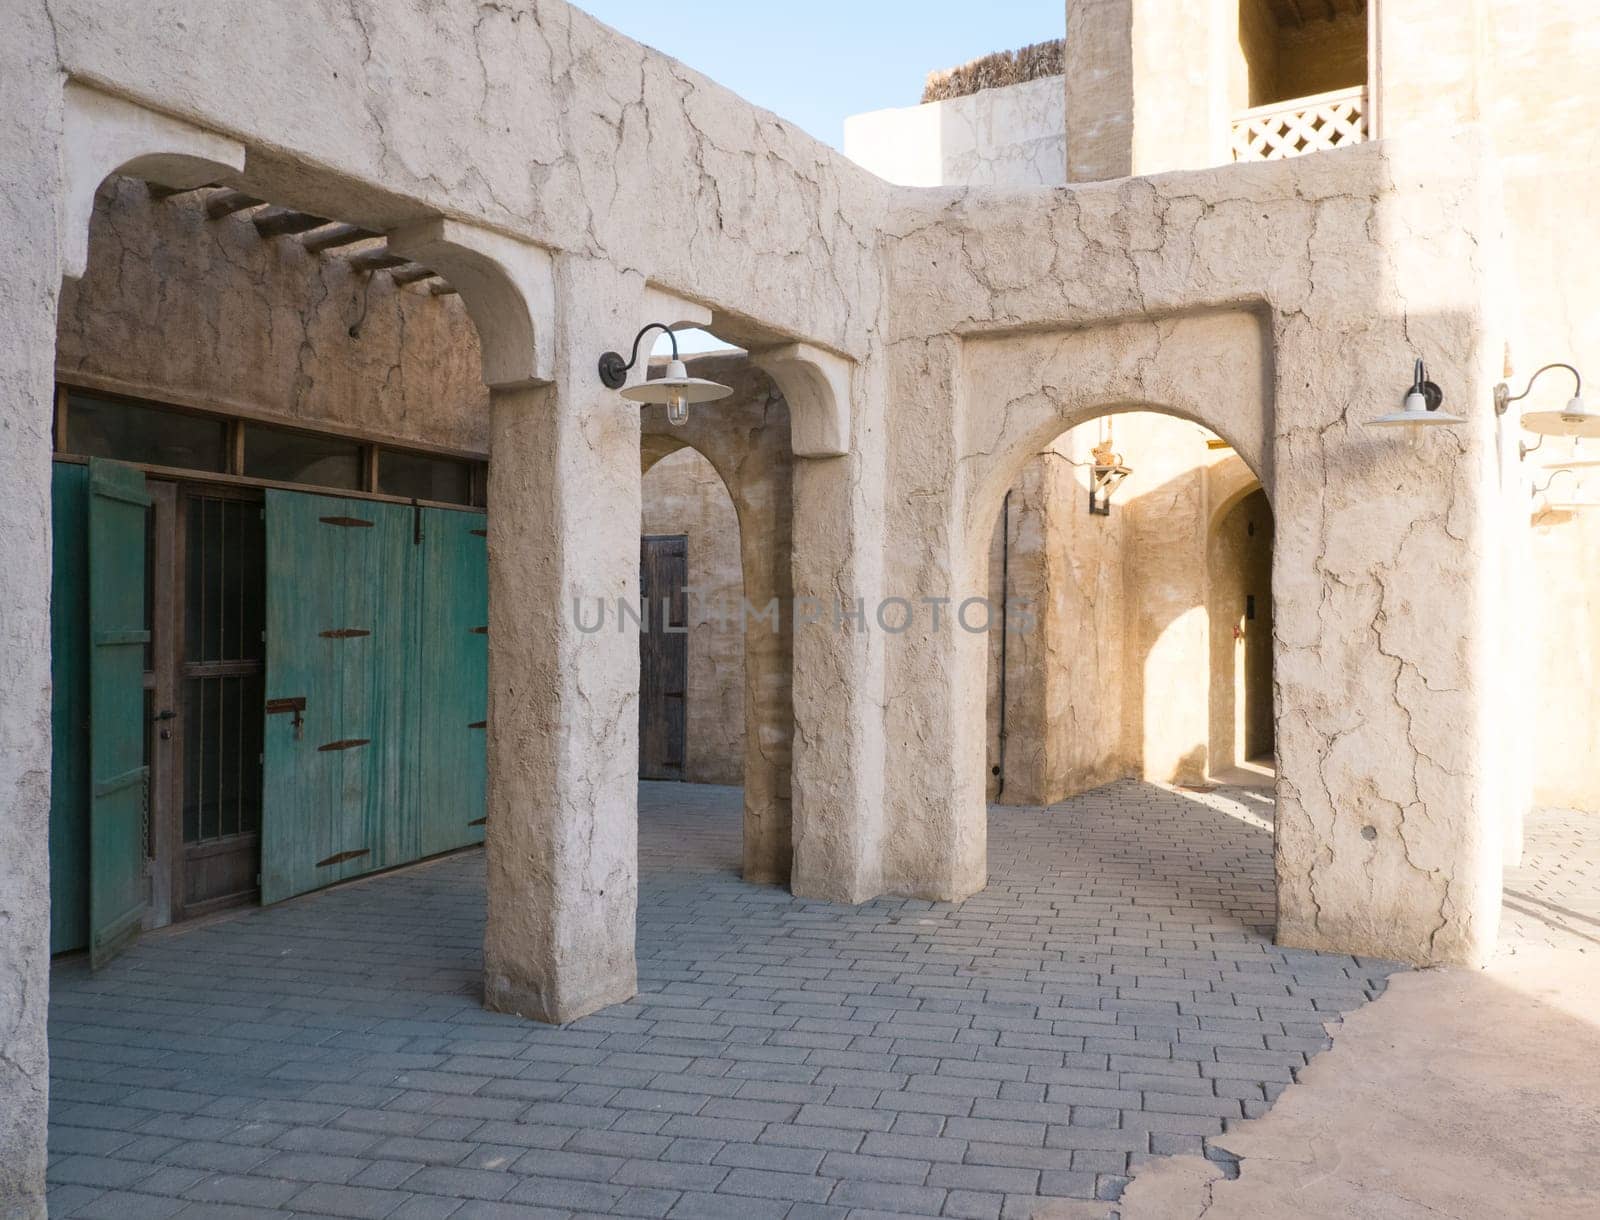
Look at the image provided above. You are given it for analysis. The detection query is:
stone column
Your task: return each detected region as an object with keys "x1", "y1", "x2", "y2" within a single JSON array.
[
  {"x1": 877, "y1": 335, "x2": 988, "y2": 902},
  {"x1": 480, "y1": 256, "x2": 642, "y2": 1023},
  {"x1": 755, "y1": 345, "x2": 885, "y2": 903},
  {"x1": 734, "y1": 480, "x2": 794, "y2": 886},
  {"x1": 1, "y1": 30, "x2": 61, "y2": 1219}
]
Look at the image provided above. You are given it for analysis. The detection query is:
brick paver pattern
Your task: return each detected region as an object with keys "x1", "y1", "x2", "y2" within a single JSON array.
[
  {"x1": 1501, "y1": 806, "x2": 1600, "y2": 954},
  {"x1": 47, "y1": 780, "x2": 1405, "y2": 1220}
]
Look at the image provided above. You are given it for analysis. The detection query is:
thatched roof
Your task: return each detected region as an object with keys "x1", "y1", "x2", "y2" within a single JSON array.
[{"x1": 921, "y1": 39, "x2": 1064, "y2": 104}]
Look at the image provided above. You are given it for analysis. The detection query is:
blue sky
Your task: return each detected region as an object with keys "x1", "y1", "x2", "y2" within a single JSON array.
[{"x1": 571, "y1": 0, "x2": 1065, "y2": 149}]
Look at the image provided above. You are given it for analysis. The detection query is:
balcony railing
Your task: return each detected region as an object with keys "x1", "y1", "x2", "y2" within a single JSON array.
[{"x1": 1231, "y1": 86, "x2": 1368, "y2": 162}]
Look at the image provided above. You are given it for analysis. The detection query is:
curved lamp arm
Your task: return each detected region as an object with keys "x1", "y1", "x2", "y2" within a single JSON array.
[
  {"x1": 598, "y1": 323, "x2": 680, "y2": 389},
  {"x1": 1495, "y1": 362, "x2": 1583, "y2": 415}
]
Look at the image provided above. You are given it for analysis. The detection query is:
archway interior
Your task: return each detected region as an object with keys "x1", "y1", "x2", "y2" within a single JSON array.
[
  {"x1": 638, "y1": 445, "x2": 746, "y2": 787},
  {"x1": 48, "y1": 170, "x2": 498, "y2": 955},
  {"x1": 983, "y1": 409, "x2": 1275, "y2": 808}
]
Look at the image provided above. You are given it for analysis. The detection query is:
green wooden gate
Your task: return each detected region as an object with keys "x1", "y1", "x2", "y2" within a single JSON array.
[
  {"x1": 416, "y1": 508, "x2": 489, "y2": 854},
  {"x1": 262, "y1": 492, "x2": 486, "y2": 903},
  {"x1": 86, "y1": 459, "x2": 151, "y2": 967}
]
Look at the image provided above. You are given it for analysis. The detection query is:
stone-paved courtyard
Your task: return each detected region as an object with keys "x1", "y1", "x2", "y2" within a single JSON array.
[{"x1": 45, "y1": 780, "x2": 1404, "y2": 1220}]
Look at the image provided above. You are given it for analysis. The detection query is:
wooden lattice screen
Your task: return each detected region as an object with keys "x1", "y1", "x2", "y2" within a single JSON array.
[{"x1": 1232, "y1": 87, "x2": 1368, "y2": 162}]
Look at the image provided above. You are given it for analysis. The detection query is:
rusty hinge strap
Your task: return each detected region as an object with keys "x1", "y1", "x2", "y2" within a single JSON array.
[
  {"x1": 315, "y1": 848, "x2": 371, "y2": 868},
  {"x1": 466, "y1": 817, "x2": 487, "y2": 828},
  {"x1": 319, "y1": 628, "x2": 371, "y2": 639},
  {"x1": 317, "y1": 738, "x2": 371, "y2": 752},
  {"x1": 468, "y1": 720, "x2": 486, "y2": 729}
]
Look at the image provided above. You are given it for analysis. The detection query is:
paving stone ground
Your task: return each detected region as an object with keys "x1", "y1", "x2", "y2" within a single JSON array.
[
  {"x1": 47, "y1": 779, "x2": 1406, "y2": 1220},
  {"x1": 1501, "y1": 806, "x2": 1600, "y2": 954}
]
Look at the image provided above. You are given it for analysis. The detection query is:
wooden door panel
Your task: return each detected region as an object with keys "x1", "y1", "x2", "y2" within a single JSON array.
[
  {"x1": 87, "y1": 459, "x2": 151, "y2": 968},
  {"x1": 50, "y1": 463, "x2": 92, "y2": 954},
  {"x1": 416, "y1": 507, "x2": 488, "y2": 855},
  {"x1": 262, "y1": 492, "x2": 372, "y2": 902},
  {"x1": 639, "y1": 535, "x2": 688, "y2": 780}
]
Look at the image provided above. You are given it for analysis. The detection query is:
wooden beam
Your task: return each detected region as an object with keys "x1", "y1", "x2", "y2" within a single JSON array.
[
  {"x1": 301, "y1": 224, "x2": 381, "y2": 253},
  {"x1": 346, "y1": 248, "x2": 410, "y2": 273},
  {"x1": 204, "y1": 189, "x2": 264, "y2": 219},
  {"x1": 429, "y1": 283, "x2": 460, "y2": 297},
  {"x1": 146, "y1": 182, "x2": 218, "y2": 201},
  {"x1": 388, "y1": 264, "x2": 437, "y2": 285},
  {"x1": 251, "y1": 207, "x2": 330, "y2": 239}
]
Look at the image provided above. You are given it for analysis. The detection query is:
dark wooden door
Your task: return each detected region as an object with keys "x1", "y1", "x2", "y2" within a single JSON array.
[{"x1": 639, "y1": 535, "x2": 687, "y2": 780}]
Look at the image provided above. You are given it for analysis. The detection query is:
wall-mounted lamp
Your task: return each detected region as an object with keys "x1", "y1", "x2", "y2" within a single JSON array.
[
  {"x1": 1088, "y1": 436, "x2": 1131, "y2": 516},
  {"x1": 1495, "y1": 363, "x2": 1599, "y2": 437},
  {"x1": 1367, "y1": 358, "x2": 1462, "y2": 442},
  {"x1": 598, "y1": 323, "x2": 731, "y2": 425}
]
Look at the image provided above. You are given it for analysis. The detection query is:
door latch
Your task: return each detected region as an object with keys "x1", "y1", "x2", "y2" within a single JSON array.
[{"x1": 265, "y1": 696, "x2": 307, "y2": 740}]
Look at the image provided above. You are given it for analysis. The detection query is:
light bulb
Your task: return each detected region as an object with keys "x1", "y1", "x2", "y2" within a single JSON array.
[{"x1": 667, "y1": 389, "x2": 688, "y2": 426}]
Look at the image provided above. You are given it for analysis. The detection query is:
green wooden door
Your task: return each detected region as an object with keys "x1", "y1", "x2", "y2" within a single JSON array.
[
  {"x1": 262, "y1": 492, "x2": 487, "y2": 903},
  {"x1": 50, "y1": 463, "x2": 92, "y2": 954},
  {"x1": 86, "y1": 459, "x2": 151, "y2": 968},
  {"x1": 416, "y1": 508, "x2": 489, "y2": 855},
  {"x1": 261, "y1": 492, "x2": 417, "y2": 902}
]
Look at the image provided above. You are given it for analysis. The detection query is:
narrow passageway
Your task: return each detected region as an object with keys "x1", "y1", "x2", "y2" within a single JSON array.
[{"x1": 46, "y1": 781, "x2": 1400, "y2": 1218}]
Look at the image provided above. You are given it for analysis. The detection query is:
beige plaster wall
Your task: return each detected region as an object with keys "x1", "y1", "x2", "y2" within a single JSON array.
[
  {"x1": 640, "y1": 446, "x2": 745, "y2": 786},
  {"x1": 1065, "y1": 0, "x2": 1234, "y2": 180},
  {"x1": 58, "y1": 177, "x2": 489, "y2": 453},
  {"x1": 1479, "y1": 0, "x2": 1600, "y2": 814},
  {"x1": 985, "y1": 432, "x2": 1131, "y2": 805},
  {"x1": 844, "y1": 76, "x2": 1065, "y2": 188}
]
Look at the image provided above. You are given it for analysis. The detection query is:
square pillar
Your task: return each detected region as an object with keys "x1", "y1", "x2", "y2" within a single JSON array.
[
  {"x1": 788, "y1": 454, "x2": 888, "y2": 902},
  {"x1": 1, "y1": 41, "x2": 63, "y2": 1219},
  {"x1": 482, "y1": 257, "x2": 642, "y2": 1023}
]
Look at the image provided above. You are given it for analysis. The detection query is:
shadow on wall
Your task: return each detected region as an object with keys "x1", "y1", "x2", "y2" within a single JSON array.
[{"x1": 986, "y1": 413, "x2": 1274, "y2": 805}]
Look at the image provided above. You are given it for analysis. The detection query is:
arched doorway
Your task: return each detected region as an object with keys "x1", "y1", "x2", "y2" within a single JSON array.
[
  {"x1": 983, "y1": 410, "x2": 1276, "y2": 807},
  {"x1": 637, "y1": 353, "x2": 797, "y2": 885},
  {"x1": 1207, "y1": 485, "x2": 1275, "y2": 782}
]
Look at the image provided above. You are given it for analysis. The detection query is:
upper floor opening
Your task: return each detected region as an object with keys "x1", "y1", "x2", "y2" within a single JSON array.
[{"x1": 1233, "y1": 0, "x2": 1370, "y2": 161}]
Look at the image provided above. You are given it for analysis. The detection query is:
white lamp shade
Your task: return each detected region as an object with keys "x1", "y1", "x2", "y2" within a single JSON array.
[
  {"x1": 1368, "y1": 390, "x2": 1464, "y2": 428},
  {"x1": 1521, "y1": 395, "x2": 1600, "y2": 438},
  {"x1": 619, "y1": 359, "x2": 733, "y2": 405}
]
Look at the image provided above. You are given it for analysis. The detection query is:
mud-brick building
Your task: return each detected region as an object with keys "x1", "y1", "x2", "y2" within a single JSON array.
[{"x1": 3, "y1": 2, "x2": 1598, "y2": 1213}]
